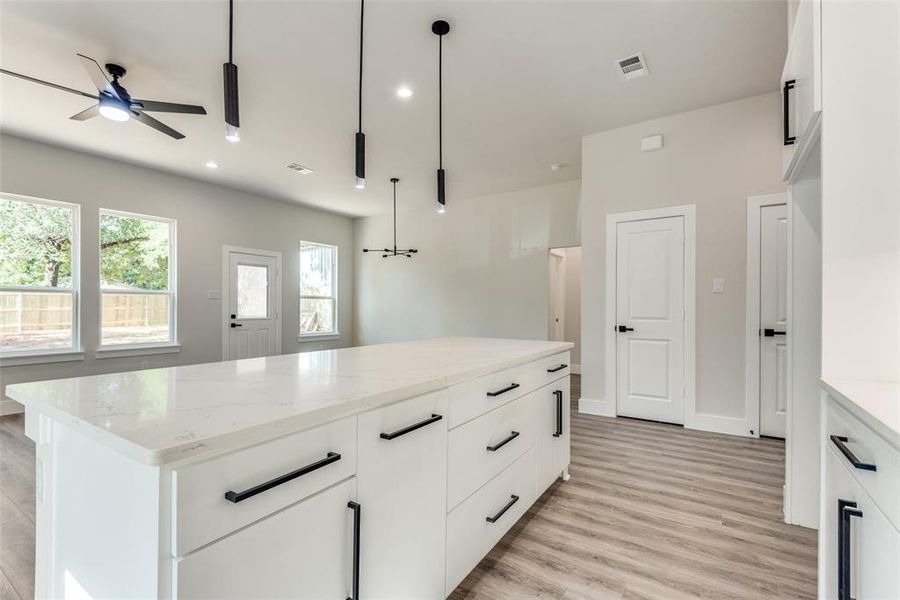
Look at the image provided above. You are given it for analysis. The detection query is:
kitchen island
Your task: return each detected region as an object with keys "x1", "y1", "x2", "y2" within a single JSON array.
[{"x1": 7, "y1": 337, "x2": 573, "y2": 599}]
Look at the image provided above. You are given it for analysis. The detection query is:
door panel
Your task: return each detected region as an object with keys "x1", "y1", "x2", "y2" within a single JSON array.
[
  {"x1": 615, "y1": 216, "x2": 685, "y2": 425},
  {"x1": 227, "y1": 252, "x2": 278, "y2": 360},
  {"x1": 760, "y1": 203, "x2": 788, "y2": 437}
]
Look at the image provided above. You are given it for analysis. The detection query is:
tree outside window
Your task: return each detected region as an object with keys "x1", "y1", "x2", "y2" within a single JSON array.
[{"x1": 300, "y1": 242, "x2": 337, "y2": 335}]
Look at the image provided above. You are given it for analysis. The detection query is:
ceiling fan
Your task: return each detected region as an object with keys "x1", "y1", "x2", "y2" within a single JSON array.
[{"x1": 0, "y1": 53, "x2": 206, "y2": 139}]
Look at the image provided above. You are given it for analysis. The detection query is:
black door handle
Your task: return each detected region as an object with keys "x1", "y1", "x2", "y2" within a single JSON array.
[
  {"x1": 224, "y1": 452, "x2": 341, "y2": 503},
  {"x1": 547, "y1": 364, "x2": 568, "y2": 373},
  {"x1": 486, "y1": 431, "x2": 520, "y2": 452},
  {"x1": 830, "y1": 435, "x2": 877, "y2": 471},
  {"x1": 380, "y1": 414, "x2": 443, "y2": 440},
  {"x1": 487, "y1": 383, "x2": 520, "y2": 397},
  {"x1": 762, "y1": 328, "x2": 786, "y2": 337},
  {"x1": 616, "y1": 325, "x2": 634, "y2": 333},
  {"x1": 553, "y1": 390, "x2": 563, "y2": 437},
  {"x1": 346, "y1": 501, "x2": 360, "y2": 600},
  {"x1": 783, "y1": 79, "x2": 796, "y2": 145},
  {"x1": 230, "y1": 323, "x2": 242, "y2": 328},
  {"x1": 838, "y1": 499, "x2": 863, "y2": 600},
  {"x1": 486, "y1": 494, "x2": 520, "y2": 523}
]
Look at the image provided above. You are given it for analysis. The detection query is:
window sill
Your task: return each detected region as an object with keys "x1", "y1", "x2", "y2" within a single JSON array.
[
  {"x1": 0, "y1": 349, "x2": 86, "y2": 367},
  {"x1": 95, "y1": 343, "x2": 181, "y2": 359},
  {"x1": 297, "y1": 333, "x2": 342, "y2": 343}
]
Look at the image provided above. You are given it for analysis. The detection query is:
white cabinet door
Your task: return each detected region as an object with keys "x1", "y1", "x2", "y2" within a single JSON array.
[
  {"x1": 857, "y1": 490, "x2": 900, "y2": 600},
  {"x1": 782, "y1": 0, "x2": 821, "y2": 174},
  {"x1": 535, "y1": 380, "x2": 570, "y2": 493},
  {"x1": 820, "y1": 448, "x2": 859, "y2": 600},
  {"x1": 175, "y1": 479, "x2": 356, "y2": 599},
  {"x1": 357, "y1": 391, "x2": 448, "y2": 599}
]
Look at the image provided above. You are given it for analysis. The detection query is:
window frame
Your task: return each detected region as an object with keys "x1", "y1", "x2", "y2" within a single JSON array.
[
  {"x1": 98, "y1": 208, "x2": 177, "y2": 349},
  {"x1": 298, "y1": 240, "x2": 339, "y2": 339},
  {"x1": 0, "y1": 193, "x2": 81, "y2": 361}
]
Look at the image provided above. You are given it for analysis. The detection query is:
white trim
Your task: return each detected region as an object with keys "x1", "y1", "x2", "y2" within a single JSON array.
[
  {"x1": 0, "y1": 349, "x2": 85, "y2": 367},
  {"x1": 222, "y1": 245, "x2": 283, "y2": 360},
  {"x1": 745, "y1": 193, "x2": 789, "y2": 439},
  {"x1": 604, "y1": 204, "x2": 696, "y2": 427},
  {"x1": 297, "y1": 333, "x2": 341, "y2": 343},
  {"x1": 688, "y1": 413, "x2": 756, "y2": 438},
  {"x1": 95, "y1": 343, "x2": 181, "y2": 359},
  {"x1": 578, "y1": 397, "x2": 613, "y2": 417}
]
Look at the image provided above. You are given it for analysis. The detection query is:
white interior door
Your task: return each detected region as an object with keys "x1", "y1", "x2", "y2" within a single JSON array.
[
  {"x1": 615, "y1": 216, "x2": 685, "y2": 424},
  {"x1": 760, "y1": 204, "x2": 788, "y2": 437},
  {"x1": 227, "y1": 251, "x2": 278, "y2": 360},
  {"x1": 548, "y1": 252, "x2": 566, "y2": 341}
]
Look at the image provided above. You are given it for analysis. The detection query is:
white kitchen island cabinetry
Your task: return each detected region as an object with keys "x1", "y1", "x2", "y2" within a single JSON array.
[{"x1": 8, "y1": 337, "x2": 572, "y2": 600}]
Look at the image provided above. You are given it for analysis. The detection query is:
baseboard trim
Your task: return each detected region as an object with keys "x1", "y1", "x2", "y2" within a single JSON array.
[
  {"x1": 686, "y1": 412, "x2": 754, "y2": 438},
  {"x1": 0, "y1": 398, "x2": 24, "y2": 416},
  {"x1": 578, "y1": 397, "x2": 614, "y2": 417},
  {"x1": 571, "y1": 364, "x2": 582, "y2": 375}
]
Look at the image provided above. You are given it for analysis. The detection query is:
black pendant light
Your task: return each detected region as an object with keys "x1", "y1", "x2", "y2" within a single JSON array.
[
  {"x1": 355, "y1": 0, "x2": 366, "y2": 189},
  {"x1": 223, "y1": 0, "x2": 240, "y2": 142},
  {"x1": 362, "y1": 178, "x2": 418, "y2": 258},
  {"x1": 432, "y1": 19, "x2": 450, "y2": 213}
]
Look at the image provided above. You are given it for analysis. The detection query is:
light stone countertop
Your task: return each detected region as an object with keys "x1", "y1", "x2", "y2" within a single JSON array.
[
  {"x1": 821, "y1": 377, "x2": 900, "y2": 448},
  {"x1": 7, "y1": 337, "x2": 573, "y2": 466}
]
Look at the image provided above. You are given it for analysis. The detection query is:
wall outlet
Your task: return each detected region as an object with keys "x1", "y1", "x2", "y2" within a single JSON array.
[{"x1": 712, "y1": 278, "x2": 725, "y2": 293}]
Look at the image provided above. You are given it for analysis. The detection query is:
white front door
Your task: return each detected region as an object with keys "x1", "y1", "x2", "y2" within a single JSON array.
[
  {"x1": 227, "y1": 251, "x2": 278, "y2": 360},
  {"x1": 548, "y1": 251, "x2": 566, "y2": 341},
  {"x1": 615, "y1": 216, "x2": 685, "y2": 424},
  {"x1": 759, "y1": 203, "x2": 788, "y2": 437}
]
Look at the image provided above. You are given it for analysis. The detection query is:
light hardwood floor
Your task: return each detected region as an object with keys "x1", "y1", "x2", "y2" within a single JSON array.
[{"x1": 0, "y1": 376, "x2": 816, "y2": 600}]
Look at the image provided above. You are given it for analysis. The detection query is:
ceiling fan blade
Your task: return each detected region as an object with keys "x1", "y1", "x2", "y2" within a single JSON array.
[
  {"x1": 0, "y1": 68, "x2": 98, "y2": 100},
  {"x1": 131, "y1": 99, "x2": 206, "y2": 115},
  {"x1": 76, "y1": 53, "x2": 115, "y2": 96},
  {"x1": 133, "y1": 111, "x2": 185, "y2": 139},
  {"x1": 69, "y1": 105, "x2": 100, "y2": 121}
]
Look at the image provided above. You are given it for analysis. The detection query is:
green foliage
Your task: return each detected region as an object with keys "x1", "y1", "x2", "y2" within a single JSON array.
[
  {"x1": 0, "y1": 198, "x2": 73, "y2": 287},
  {"x1": 100, "y1": 214, "x2": 170, "y2": 291}
]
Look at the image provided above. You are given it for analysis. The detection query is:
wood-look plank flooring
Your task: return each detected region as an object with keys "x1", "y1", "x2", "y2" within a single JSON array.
[
  {"x1": 451, "y1": 376, "x2": 818, "y2": 599},
  {"x1": 0, "y1": 376, "x2": 816, "y2": 600}
]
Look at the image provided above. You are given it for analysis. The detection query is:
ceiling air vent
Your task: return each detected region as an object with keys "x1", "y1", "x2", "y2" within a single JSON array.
[
  {"x1": 616, "y1": 52, "x2": 649, "y2": 80},
  {"x1": 287, "y1": 163, "x2": 314, "y2": 175}
]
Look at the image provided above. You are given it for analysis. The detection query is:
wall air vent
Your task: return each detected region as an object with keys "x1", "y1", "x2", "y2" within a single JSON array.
[
  {"x1": 616, "y1": 52, "x2": 649, "y2": 80},
  {"x1": 287, "y1": 163, "x2": 314, "y2": 175}
]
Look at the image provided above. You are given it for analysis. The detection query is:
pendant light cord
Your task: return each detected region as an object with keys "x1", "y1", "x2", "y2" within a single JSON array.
[
  {"x1": 358, "y1": 0, "x2": 364, "y2": 134},
  {"x1": 438, "y1": 33, "x2": 443, "y2": 169},
  {"x1": 228, "y1": 0, "x2": 234, "y2": 64},
  {"x1": 393, "y1": 180, "x2": 397, "y2": 252}
]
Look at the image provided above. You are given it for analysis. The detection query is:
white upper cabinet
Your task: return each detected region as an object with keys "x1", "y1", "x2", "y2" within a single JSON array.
[{"x1": 782, "y1": 0, "x2": 822, "y2": 179}]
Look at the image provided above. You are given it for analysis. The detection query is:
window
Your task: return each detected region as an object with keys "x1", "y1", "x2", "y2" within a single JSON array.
[
  {"x1": 0, "y1": 194, "x2": 79, "y2": 355},
  {"x1": 99, "y1": 210, "x2": 175, "y2": 346},
  {"x1": 299, "y1": 242, "x2": 337, "y2": 336}
]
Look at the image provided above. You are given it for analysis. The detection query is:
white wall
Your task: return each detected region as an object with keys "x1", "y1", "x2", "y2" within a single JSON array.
[
  {"x1": 354, "y1": 180, "x2": 580, "y2": 345},
  {"x1": 580, "y1": 93, "x2": 786, "y2": 433},
  {"x1": 0, "y1": 134, "x2": 355, "y2": 413}
]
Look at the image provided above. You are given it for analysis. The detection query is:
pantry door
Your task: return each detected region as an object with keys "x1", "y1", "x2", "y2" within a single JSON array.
[
  {"x1": 224, "y1": 247, "x2": 281, "y2": 360},
  {"x1": 614, "y1": 216, "x2": 686, "y2": 425},
  {"x1": 759, "y1": 203, "x2": 788, "y2": 438}
]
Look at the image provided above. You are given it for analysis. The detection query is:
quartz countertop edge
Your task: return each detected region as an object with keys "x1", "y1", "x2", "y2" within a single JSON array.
[
  {"x1": 6, "y1": 338, "x2": 574, "y2": 467},
  {"x1": 821, "y1": 377, "x2": 900, "y2": 448}
]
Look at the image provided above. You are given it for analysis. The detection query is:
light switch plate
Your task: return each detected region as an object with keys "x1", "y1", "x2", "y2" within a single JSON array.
[
  {"x1": 207, "y1": 290, "x2": 221, "y2": 300},
  {"x1": 712, "y1": 278, "x2": 725, "y2": 293}
]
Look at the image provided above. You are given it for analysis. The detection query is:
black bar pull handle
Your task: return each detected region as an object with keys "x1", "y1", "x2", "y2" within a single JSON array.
[
  {"x1": 487, "y1": 383, "x2": 520, "y2": 397},
  {"x1": 616, "y1": 325, "x2": 634, "y2": 333},
  {"x1": 830, "y1": 435, "x2": 877, "y2": 471},
  {"x1": 346, "y1": 501, "x2": 360, "y2": 600},
  {"x1": 553, "y1": 390, "x2": 563, "y2": 437},
  {"x1": 547, "y1": 364, "x2": 568, "y2": 373},
  {"x1": 839, "y1": 499, "x2": 863, "y2": 600},
  {"x1": 783, "y1": 79, "x2": 796, "y2": 145},
  {"x1": 224, "y1": 452, "x2": 341, "y2": 503},
  {"x1": 487, "y1": 430, "x2": 520, "y2": 452},
  {"x1": 380, "y1": 414, "x2": 443, "y2": 440},
  {"x1": 486, "y1": 494, "x2": 520, "y2": 523}
]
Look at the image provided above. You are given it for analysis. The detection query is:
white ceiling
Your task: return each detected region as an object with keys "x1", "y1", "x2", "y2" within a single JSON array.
[{"x1": 0, "y1": 1, "x2": 786, "y2": 217}]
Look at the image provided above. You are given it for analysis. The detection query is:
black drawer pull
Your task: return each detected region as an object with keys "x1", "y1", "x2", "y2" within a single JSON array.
[
  {"x1": 380, "y1": 414, "x2": 443, "y2": 440},
  {"x1": 838, "y1": 499, "x2": 863, "y2": 600},
  {"x1": 553, "y1": 390, "x2": 563, "y2": 437},
  {"x1": 830, "y1": 435, "x2": 877, "y2": 471},
  {"x1": 487, "y1": 430, "x2": 520, "y2": 452},
  {"x1": 486, "y1": 494, "x2": 520, "y2": 523},
  {"x1": 346, "y1": 501, "x2": 360, "y2": 600},
  {"x1": 547, "y1": 364, "x2": 568, "y2": 373},
  {"x1": 487, "y1": 383, "x2": 520, "y2": 397},
  {"x1": 224, "y1": 452, "x2": 342, "y2": 503},
  {"x1": 783, "y1": 79, "x2": 796, "y2": 145}
]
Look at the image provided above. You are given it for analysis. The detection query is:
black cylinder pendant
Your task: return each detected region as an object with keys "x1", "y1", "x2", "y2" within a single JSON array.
[
  {"x1": 436, "y1": 168, "x2": 446, "y2": 209},
  {"x1": 355, "y1": 132, "x2": 366, "y2": 180},
  {"x1": 223, "y1": 62, "x2": 239, "y2": 128}
]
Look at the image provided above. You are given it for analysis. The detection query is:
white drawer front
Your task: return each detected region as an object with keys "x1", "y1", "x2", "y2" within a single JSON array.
[
  {"x1": 447, "y1": 393, "x2": 535, "y2": 510},
  {"x1": 826, "y1": 397, "x2": 900, "y2": 529},
  {"x1": 446, "y1": 448, "x2": 536, "y2": 595},
  {"x1": 447, "y1": 363, "x2": 536, "y2": 429},
  {"x1": 173, "y1": 416, "x2": 357, "y2": 556},
  {"x1": 535, "y1": 351, "x2": 572, "y2": 388}
]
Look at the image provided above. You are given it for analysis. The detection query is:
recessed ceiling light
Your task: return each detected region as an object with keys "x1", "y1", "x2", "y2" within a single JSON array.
[
  {"x1": 396, "y1": 86, "x2": 413, "y2": 99},
  {"x1": 205, "y1": 160, "x2": 219, "y2": 169}
]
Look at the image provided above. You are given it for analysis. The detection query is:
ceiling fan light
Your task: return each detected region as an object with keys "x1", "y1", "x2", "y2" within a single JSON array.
[
  {"x1": 225, "y1": 123, "x2": 240, "y2": 142},
  {"x1": 98, "y1": 99, "x2": 130, "y2": 122}
]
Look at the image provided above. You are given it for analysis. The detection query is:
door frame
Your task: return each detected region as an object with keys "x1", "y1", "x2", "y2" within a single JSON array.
[
  {"x1": 604, "y1": 204, "x2": 696, "y2": 423},
  {"x1": 548, "y1": 249, "x2": 567, "y2": 342},
  {"x1": 744, "y1": 193, "x2": 789, "y2": 439},
  {"x1": 222, "y1": 245, "x2": 283, "y2": 360}
]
